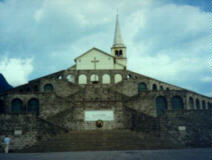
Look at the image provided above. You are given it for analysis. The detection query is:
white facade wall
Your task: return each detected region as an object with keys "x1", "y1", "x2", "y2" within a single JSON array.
[
  {"x1": 116, "y1": 58, "x2": 127, "y2": 67},
  {"x1": 76, "y1": 49, "x2": 114, "y2": 70},
  {"x1": 114, "y1": 63, "x2": 124, "y2": 69}
]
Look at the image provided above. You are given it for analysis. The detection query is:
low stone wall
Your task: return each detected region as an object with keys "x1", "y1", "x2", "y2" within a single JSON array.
[
  {"x1": 0, "y1": 113, "x2": 38, "y2": 151},
  {"x1": 160, "y1": 110, "x2": 212, "y2": 147},
  {"x1": 0, "y1": 113, "x2": 68, "y2": 152}
]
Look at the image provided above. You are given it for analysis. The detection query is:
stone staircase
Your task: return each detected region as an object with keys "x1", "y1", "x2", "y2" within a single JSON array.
[{"x1": 21, "y1": 130, "x2": 182, "y2": 152}]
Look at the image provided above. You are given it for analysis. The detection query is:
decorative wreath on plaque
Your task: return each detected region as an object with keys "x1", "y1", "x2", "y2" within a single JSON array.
[{"x1": 96, "y1": 120, "x2": 103, "y2": 128}]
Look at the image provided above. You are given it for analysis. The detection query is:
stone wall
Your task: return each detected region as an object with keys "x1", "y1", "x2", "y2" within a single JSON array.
[
  {"x1": 160, "y1": 110, "x2": 212, "y2": 147},
  {"x1": 47, "y1": 103, "x2": 128, "y2": 130},
  {"x1": 0, "y1": 113, "x2": 68, "y2": 151},
  {"x1": 0, "y1": 69, "x2": 212, "y2": 151},
  {"x1": 113, "y1": 70, "x2": 183, "y2": 97},
  {"x1": 126, "y1": 107, "x2": 160, "y2": 133},
  {"x1": 0, "y1": 113, "x2": 38, "y2": 151},
  {"x1": 126, "y1": 90, "x2": 212, "y2": 118},
  {"x1": 1, "y1": 69, "x2": 211, "y2": 118}
]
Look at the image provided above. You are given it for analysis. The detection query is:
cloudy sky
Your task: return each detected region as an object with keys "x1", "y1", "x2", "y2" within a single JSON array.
[{"x1": 0, "y1": 0, "x2": 211, "y2": 96}]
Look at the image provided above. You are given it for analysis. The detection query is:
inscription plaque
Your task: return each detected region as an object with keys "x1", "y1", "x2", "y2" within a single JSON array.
[
  {"x1": 85, "y1": 110, "x2": 114, "y2": 121},
  {"x1": 178, "y1": 126, "x2": 186, "y2": 131},
  {"x1": 14, "y1": 130, "x2": 22, "y2": 135}
]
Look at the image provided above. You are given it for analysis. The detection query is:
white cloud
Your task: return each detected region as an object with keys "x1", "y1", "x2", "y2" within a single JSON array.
[
  {"x1": 201, "y1": 76, "x2": 211, "y2": 82},
  {"x1": 0, "y1": 57, "x2": 34, "y2": 86},
  {"x1": 34, "y1": 9, "x2": 43, "y2": 22},
  {"x1": 34, "y1": 0, "x2": 114, "y2": 26},
  {"x1": 123, "y1": 3, "x2": 211, "y2": 84},
  {"x1": 0, "y1": 0, "x2": 210, "y2": 95}
]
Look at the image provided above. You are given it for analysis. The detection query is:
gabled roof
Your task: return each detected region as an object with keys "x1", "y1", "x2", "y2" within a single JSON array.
[{"x1": 74, "y1": 47, "x2": 115, "y2": 62}]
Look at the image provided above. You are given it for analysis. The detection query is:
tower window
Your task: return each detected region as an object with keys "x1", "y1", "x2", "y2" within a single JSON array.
[
  {"x1": 115, "y1": 50, "x2": 123, "y2": 57},
  {"x1": 115, "y1": 50, "x2": 119, "y2": 56},
  {"x1": 119, "y1": 50, "x2": 123, "y2": 56}
]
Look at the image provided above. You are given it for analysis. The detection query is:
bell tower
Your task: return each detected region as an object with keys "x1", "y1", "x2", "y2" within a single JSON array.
[{"x1": 111, "y1": 14, "x2": 127, "y2": 68}]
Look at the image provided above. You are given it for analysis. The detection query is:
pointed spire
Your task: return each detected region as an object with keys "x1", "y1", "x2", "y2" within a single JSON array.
[{"x1": 113, "y1": 14, "x2": 125, "y2": 47}]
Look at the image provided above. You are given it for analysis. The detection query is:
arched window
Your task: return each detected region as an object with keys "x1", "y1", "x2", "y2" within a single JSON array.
[
  {"x1": 44, "y1": 84, "x2": 54, "y2": 92},
  {"x1": 114, "y1": 74, "x2": 122, "y2": 83},
  {"x1": 202, "y1": 100, "x2": 206, "y2": 110},
  {"x1": 189, "y1": 97, "x2": 194, "y2": 110},
  {"x1": 102, "y1": 74, "x2": 111, "y2": 84},
  {"x1": 152, "y1": 84, "x2": 157, "y2": 91},
  {"x1": 208, "y1": 102, "x2": 212, "y2": 110},
  {"x1": 0, "y1": 100, "x2": 4, "y2": 113},
  {"x1": 78, "y1": 74, "x2": 87, "y2": 84},
  {"x1": 196, "y1": 99, "x2": 200, "y2": 110},
  {"x1": 138, "y1": 82, "x2": 147, "y2": 93},
  {"x1": 26, "y1": 87, "x2": 31, "y2": 92},
  {"x1": 160, "y1": 86, "x2": 164, "y2": 90},
  {"x1": 57, "y1": 75, "x2": 63, "y2": 80},
  {"x1": 156, "y1": 96, "x2": 167, "y2": 116},
  {"x1": 11, "y1": 98, "x2": 24, "y2": 113},
  {"x1": 127, "y1": 74, "x2": 132, "y2": 79},
  {"x1": 115, "y1": 50, "x2": 119, "y2": 56},
  {"x1": 166, "y1": 88, "x2": 170, "y2": 91},
  {"x1": 171, "y1": 96, "x2": 183, "y2": 110},
  {"x1": 33, "y1": 85, "x2": 39, "y2": 92},
  {"x1": 66, "y1": 74, "x2": 75, "y2": 83},
  {"x1": 28, "y1": 98, "x2": 39, "y2": 116},
  {"x1": 90, "y1": 74, "x2": 99, "y2": 84},
  {"x1": 119, "y1": 50, "x2": 123, "y2": 56}
]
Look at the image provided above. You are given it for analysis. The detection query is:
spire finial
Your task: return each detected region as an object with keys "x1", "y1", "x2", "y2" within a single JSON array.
[{"x1": 113, "y1": 13, "x2": 125, "y2": 47}]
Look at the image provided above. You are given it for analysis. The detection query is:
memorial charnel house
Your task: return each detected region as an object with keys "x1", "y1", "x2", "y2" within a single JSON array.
[{"x1": 0, "y1": 15, "x2": 211, "y2": 152}]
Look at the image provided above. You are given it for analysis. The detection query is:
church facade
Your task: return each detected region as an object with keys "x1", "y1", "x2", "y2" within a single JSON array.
[{"x1": 0, "y1": 15, "x2": 211, "y2": 151}]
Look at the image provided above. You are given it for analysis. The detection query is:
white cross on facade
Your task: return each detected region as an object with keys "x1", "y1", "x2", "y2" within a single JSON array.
[
  {"x1": 91, "y1": 57, "x2": 99, "y2": 81},
  {"x1": 91, "y1": 57, "x2": 99, "y2": 70}
]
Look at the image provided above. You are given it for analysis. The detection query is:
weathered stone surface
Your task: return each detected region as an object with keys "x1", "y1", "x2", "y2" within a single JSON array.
[
  {"x1": 160, "y1": 110, "x2": 212, "y2": 147},
  {"x1": 0, "y1": 69, "x2": 211, "y2": 151},
  {"x1": 0, "y1": 114, "x2": 67, "y2": 151}
]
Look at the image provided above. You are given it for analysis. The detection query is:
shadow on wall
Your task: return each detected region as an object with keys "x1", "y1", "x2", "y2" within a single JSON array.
[{"x1": 127, "y1": 107, "x2": 160, "y2": 134}]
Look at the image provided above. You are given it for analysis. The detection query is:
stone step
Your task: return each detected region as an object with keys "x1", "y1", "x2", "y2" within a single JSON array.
[{"x1": 20, "y1": 130, "x2": 182, "y2": 152}]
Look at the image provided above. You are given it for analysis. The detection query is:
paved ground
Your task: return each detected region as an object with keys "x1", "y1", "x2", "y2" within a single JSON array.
[{"x1": 0, "y1": 148, "x2": 211, "y2": 160}]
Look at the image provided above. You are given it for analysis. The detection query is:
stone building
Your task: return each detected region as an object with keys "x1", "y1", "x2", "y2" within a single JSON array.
[{"x1": 0, "y1": 15, "x2": 211, "y2": 152}]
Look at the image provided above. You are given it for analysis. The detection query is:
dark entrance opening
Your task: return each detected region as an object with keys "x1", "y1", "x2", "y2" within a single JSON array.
[{"x1": 0, "y1": 100, "x2": 4, "y2": 113}]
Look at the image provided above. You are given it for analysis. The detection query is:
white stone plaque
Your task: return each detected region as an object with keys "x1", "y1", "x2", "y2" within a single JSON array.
[
  {"x1": 14, "y1": 130, "x2": 22, "y2": 135},
  {"x1": 178, "y1": 126, "x2": 186, "y2": 131},
  {"x1": 85, "y1": 110, "x2": 114, "y2": 121}
]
